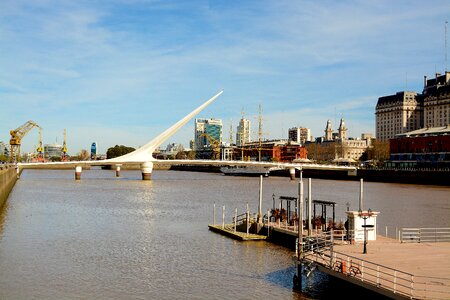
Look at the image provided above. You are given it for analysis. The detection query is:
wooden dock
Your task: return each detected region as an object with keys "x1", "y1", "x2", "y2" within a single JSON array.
[{"x1": 208, "y1": 224, "x2": 267, "y2": 241}]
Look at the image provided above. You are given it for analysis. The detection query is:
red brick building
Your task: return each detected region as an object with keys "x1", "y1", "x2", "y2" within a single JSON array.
[
  {"x1": 233, "y1": 140, "x2": 308, "y2": 162},
  {"x1": 388, "y1": 126, "x2": 450, "y2": 168}
]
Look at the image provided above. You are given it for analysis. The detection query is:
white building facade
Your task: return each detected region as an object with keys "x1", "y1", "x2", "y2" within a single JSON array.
[{"x1": 236, "y1": 118, "x2": 251, "y2": 147}]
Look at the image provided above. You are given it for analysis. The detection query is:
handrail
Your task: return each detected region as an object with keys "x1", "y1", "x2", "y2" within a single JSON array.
[
  {"x1": 303, "y1": 233, "x2": 450, "y2": 300},
  {"x1": 400, "y1": 228, "x2": 450, "y2": 243},
  {"x1": 233, "y1": 212, "x2": 256, "y2": 225}
]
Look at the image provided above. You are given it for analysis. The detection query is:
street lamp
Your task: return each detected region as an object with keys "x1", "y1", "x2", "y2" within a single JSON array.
[
  {"x1": 272, "y1": 193, "x2": 275, "y2": 210},
  {"x1": 358, "y1": 208, "x2": 374, "y2": 254}
]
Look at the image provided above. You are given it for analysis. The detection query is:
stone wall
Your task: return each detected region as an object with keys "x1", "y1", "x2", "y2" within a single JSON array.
[{"x1": 0, "y1": 165, "x2": 18, "y2": 209}]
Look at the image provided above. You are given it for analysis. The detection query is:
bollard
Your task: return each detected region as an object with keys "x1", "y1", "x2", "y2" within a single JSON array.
[{"x1": 115, "y1": 165, "x2": 121, "y2": 177}]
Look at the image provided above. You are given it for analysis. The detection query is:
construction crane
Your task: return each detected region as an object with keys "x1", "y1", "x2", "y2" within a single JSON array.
[
  {"x1": 9, "y1": 120, "x2": 40, "y2": 163},
  {"x1": 61, "y1": 129, "x2": 68, "y2": 161},
  {"x1": 200, "y1": 133, "x2": 221, "y2": 160}
]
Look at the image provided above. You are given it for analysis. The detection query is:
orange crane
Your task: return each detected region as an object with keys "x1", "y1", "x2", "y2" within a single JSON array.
[{"x1": 9, "y1": 120, "x2": 40, "y2": 162}]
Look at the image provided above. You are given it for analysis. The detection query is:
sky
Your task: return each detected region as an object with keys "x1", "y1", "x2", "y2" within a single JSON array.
[{"x1": 1, "y1": 0, "x2": 449, "y2": 155}]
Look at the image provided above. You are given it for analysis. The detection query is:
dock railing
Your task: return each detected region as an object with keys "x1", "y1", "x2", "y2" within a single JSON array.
[
  {"x1": 264, "y1": 220, "x2": 355, "y2": 244},
  {"x1": 303, "y1": 232, "x2": 450, "y2": 300},
  {"x1": 400, "y1": 228, "x2": 450, "y2": 243}
]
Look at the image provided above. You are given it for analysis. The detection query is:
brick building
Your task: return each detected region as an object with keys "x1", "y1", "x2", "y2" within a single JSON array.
[{"x1": 387, "y1": 126, "x2": 450, "y2": 168}]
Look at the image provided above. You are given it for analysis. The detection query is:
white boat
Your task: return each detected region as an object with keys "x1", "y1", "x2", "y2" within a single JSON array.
[{"x1": 220, "y1": 165, "x2": 272, "y2": 177}]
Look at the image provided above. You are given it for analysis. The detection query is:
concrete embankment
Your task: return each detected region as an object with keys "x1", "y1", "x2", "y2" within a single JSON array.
[{"x1": 0, "y1": 165, "x2": 18, "y2": 209}]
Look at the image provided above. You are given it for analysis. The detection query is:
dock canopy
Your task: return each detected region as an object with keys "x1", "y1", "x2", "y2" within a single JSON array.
[{"x1": 313, "y1": 199, "x2": 337, "y2": 231}]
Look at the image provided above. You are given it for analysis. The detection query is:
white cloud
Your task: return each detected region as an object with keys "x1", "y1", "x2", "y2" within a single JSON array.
[{"x1": 1, "y1": 0, "x2": 449, "y2": 152}]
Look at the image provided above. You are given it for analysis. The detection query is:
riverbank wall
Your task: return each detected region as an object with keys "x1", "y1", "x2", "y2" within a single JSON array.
[{"x1": 0, "y1": 165, "x2": 18, "y2": 209}]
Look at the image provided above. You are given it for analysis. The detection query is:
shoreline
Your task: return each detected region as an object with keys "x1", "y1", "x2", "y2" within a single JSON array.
[{"x1": 15, "y1": 163, "x2": 450, "y2": 186}]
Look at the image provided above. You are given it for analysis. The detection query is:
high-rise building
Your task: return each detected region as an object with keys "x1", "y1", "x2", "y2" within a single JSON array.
[
  {"x1": 288, "y1": 127, "x2": 311, "y2": 144},
  {"x1": 236, "y1": 118, "x2": 251, "y2": 147},
  {"x1": 91, "y1": 142, "x2": 97, "y2": 159},
  {"x1": 422, "y1": 72, "x2": 450, "y2": 128},
  {"x1": 375, "y1": 71, "x2": 450, "y2": 141},
  {"x1": 375, "y1": 91, "x2": 422, "y2": 141},
  {"x1": 194, "y1": 118, "x2": 223, "y2": 150}
]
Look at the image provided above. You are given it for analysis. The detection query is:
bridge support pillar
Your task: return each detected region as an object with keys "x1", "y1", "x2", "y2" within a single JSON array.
[
  {"x1": 141, "y1": 162, "x2": 153, "y2": 180},
  {"x1": 75, "y1": 166, "x2": 82, "y2": 180},
  {"x1": 115, "y1": 165, "x2": 121, "y2": 177},
  {"x1": 289, "y1": 167, "x2": 296, "y2": 180}
]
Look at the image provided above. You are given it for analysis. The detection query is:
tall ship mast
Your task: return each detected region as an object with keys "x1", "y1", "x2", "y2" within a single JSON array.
[{"x1": 257, "y1": 104, "x2": 263, "y2": 162}]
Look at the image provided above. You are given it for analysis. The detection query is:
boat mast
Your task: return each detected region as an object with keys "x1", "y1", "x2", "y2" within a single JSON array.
[
  {"x1": 258, "y1": 104, "x2": 263, "y2": 162},
  {"x1": 241, "y1": 109, "x2": 245, "y2": 161}
]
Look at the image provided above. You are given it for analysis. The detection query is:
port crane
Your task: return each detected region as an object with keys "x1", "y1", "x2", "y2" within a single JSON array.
[
  {"x1": 200, "y1": 133, "x2": 221, "y2": 160},
  {"x1": 61, "y1": 129, "x2": 68, "y2": 161},
  {"x1": 36, "y1": 127, "x2": 45, "y2": 162},
  {"x1": 9, "y1": 120, "x2": 40, "y2": 162}
]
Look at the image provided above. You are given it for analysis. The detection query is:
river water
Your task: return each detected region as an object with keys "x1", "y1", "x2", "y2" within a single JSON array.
[{"x1": 0, "y1": 169, "x2": 449, "y2": 299}]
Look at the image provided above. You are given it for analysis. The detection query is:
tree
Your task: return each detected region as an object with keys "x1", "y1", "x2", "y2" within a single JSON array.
[
  {"x1": 365, "y1": 140, "x2": 390, "y2": 163},
  {"x1": 106, "y1": 145, "x2": 136, "y2": 159}
]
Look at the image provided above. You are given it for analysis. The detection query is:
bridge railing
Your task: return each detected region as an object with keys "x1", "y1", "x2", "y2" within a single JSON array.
[{"x1": 400, "y1": 228, "x2": 450, "y2": 243}]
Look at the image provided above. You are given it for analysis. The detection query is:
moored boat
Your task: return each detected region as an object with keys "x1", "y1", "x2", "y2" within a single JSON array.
[{"x1": 220, "y1": 166, "x2": 271, "y2": 177}]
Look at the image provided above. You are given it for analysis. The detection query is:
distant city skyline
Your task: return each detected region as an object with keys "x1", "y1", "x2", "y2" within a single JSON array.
[{"x1": 1, "y1": 1, "x2": 449, "y2": 155}]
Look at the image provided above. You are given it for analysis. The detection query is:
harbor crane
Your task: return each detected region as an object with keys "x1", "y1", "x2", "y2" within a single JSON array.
[
  {"x1": 36, "y1": 127, "x2": 45, "y2": 162},
  {"x1": 61, "y1": 129, "x2": 68, "y2": 161},
  {"x1": 200, "y1": 133, "x2": 221, "y2": 160},
  {"x1": 9, "y1": 120, "x2": 40, "y2": 162}
]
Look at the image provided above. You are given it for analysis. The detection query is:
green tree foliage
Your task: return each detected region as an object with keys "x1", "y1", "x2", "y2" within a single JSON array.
[{"x1": 106, "y1": 145, "x2": 136, "y2": 159}]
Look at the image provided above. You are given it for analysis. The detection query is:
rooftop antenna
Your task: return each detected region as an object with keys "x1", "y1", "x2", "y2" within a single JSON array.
[{"x1": 445, "y1": 21, "x2": 448, "y2": 72}]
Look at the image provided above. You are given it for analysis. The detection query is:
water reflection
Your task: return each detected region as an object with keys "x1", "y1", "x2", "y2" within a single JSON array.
[{"x1": 0, "y1": 169, "x2": 448, "y2": 299}]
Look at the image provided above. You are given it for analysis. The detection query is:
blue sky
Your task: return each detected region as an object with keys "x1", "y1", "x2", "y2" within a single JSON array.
[{"x1": 1, "y1": 0, "x2": 449, "y2": 155}]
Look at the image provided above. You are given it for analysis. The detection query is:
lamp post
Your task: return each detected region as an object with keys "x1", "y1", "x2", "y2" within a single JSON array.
[
  {"x1": 272, "y1": 193, "x2": 275, "y2": 210},
  {"x1": 358, "y1": 208, "x2": 374, "y2": 254}
]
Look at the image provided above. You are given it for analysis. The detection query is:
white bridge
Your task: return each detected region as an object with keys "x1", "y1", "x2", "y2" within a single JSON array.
[{"x1": 18, "y1": 90, "x2": 356, "y2": 180}]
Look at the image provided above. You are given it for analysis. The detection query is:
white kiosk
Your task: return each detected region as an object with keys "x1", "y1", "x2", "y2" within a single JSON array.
[{"x1": 346, "y1": 210, "x2": 379, "y2": 243}]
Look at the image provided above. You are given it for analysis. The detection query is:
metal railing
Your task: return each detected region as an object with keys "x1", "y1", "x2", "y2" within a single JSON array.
[
  {"x1": 263, "y1": 220, "x2": 356, "y2": 244},
  {"x1": 400, "y1": 228, "x2": 450, "y2": 243},
  {"x1": 303, "y1": 232, "x2": 450, "y2": 300}
]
